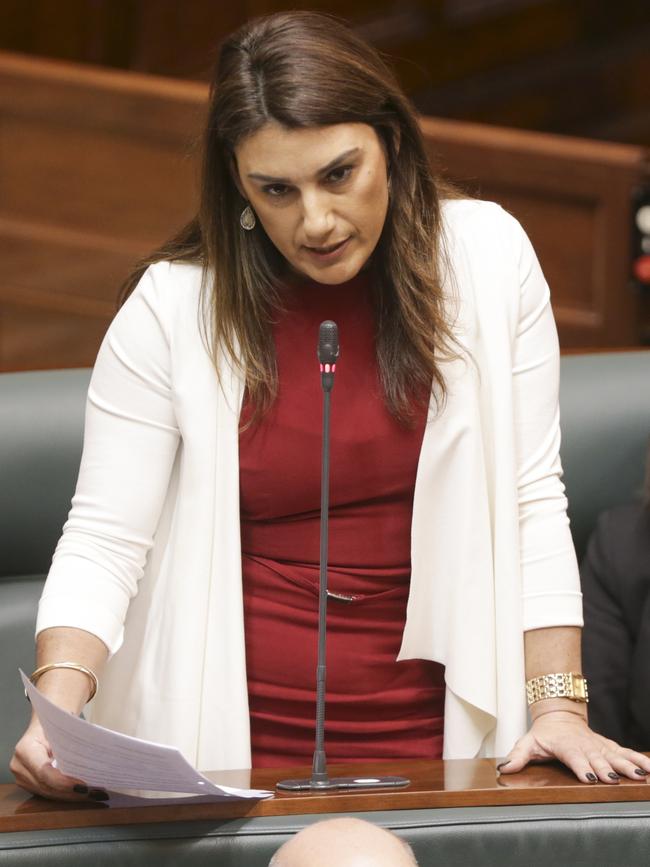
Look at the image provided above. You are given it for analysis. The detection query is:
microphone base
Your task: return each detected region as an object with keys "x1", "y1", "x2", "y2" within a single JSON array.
[{"x1": 276, "y1": 774, "x2": 410, "y2": 792}]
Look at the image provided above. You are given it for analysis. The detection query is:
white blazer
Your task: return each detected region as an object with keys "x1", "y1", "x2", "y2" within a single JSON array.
[{"x1": 37, "y1": 199, "x2": 583, "y2": 770}]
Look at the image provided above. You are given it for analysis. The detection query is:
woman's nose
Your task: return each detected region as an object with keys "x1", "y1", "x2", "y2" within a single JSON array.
[{"x1": 301, "y1": 191, "x2": 335, "y2": 241}]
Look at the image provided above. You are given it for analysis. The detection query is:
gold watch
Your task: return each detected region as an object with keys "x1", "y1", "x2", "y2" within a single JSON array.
[{"x1": 526, "y1": 672, "x2": 589, "y2": 706}]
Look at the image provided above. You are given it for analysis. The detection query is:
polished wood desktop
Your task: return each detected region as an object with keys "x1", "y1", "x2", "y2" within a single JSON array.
[{"x1": 2, "y1": 757, "x2": 649, "y2": 833}]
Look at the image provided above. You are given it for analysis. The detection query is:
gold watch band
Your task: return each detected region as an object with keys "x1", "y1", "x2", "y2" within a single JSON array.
[{"x1": 526, "y1": 672, "x2": 589, "y2": 706}]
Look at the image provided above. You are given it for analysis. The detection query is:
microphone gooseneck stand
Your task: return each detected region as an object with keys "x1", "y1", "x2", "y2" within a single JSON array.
[{"x1": 276, "y1": 321, "x2": 410, "y2": 793}]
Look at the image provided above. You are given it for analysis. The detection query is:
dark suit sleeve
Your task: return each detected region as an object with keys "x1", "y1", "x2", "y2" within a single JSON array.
[{"x1": 580, "y1": 510, "x2": 632, "y2": 745}]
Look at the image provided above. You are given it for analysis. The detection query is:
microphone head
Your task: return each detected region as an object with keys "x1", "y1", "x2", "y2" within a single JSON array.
[{"x1": 317, "y1": 321, "x2": 340, "y2": 365}]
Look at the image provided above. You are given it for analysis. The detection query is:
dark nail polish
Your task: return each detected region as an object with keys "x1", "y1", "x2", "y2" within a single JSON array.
[
  {"x1": 607, "y1": 772, "x2": 620, "y2": 781},
  {"x1": 88, "y1": 789, "x2": 110, "y2": 801},
  {"x1": 496, "y1": 761, "x2": 511, "y2": 771},
  {"x1": 586, "y1": 772, "x2": 597, "y2": 782},
  {"x1": 634, "y1": 768, "x2": 648, "y2": 776},
  {"x1": 73, "y1": 784, "x2": 88, "y2": 794}
]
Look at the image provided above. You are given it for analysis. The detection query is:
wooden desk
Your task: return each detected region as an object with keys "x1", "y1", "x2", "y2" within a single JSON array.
[{"x1": 2, "y1": 758, "x2": 649, "y2": 833}]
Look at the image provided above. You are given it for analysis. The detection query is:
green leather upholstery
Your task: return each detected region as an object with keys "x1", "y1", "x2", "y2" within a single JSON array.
[
  {"x1": 2, "y1": 803, "x2": 650, "y2": 865},
  {"x1": 0, "y1": 369, "x2": 91, "y2": 577},
  {"x1": 0, "y1": 370, "x2": 91, "y2": 781},
  {"x1": 559, "y1": 351, "x2": 650, "y2": 560},
  {"x1": 0, "y1": 576, "x2": 42, "y2": 768}
]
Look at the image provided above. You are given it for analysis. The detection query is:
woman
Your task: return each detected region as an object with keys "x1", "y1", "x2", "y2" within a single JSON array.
[{"x1": 11, "y1": 11, "x2": 650, "y2": 800}]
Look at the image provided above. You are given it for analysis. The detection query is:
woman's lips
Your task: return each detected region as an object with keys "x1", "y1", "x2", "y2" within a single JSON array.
[{"x1": 304, "y1": 237, "x2": 351, "y2": 261}]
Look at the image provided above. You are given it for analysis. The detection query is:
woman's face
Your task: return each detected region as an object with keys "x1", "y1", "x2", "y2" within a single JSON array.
[{"x1": 234, "y1": 122, "x2": 390, "y2": 284}]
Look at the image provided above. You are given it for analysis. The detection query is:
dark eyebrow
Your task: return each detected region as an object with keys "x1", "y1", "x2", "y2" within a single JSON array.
[{"x1": 247, "y1": 147, "x2": 361, "y2": 183}]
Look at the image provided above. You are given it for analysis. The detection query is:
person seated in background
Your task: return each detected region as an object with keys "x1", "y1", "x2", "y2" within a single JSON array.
[
  {"x1": 581, "y1": 437, "x2": 650, "y2": 752},
  {"x1": 270, "y1": 817, "x2": 418, "y2": 866}
]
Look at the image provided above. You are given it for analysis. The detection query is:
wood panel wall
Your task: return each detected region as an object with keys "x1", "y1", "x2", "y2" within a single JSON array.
[
  {"x1": 1, "y1": 51, "x2": 648, "y2": 371},
  {"x1": 0, "y1": 53, "x2": 206, "y2": 370},
  {"x1": 1, "y1": 1, "x2": 649, "y2": 145},
  {"x1": 425, "y1": 117, "x2": 650, "y2": 347}
]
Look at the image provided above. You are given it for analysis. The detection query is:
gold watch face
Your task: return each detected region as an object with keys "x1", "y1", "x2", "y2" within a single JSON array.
[{"x1": 570, "y1": 673, "x2": 589, "y2": 702}]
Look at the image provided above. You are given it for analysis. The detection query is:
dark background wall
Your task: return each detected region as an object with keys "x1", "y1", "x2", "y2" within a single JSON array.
[{"x1": 2, "y1": 0, "x2": 649, "y2": 146}]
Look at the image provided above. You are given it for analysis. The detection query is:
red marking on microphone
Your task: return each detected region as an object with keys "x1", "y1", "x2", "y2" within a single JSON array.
[
  {"x1": 332, "y1": 364, "x2": 336, "y2": 372},
  {"x1": 319, "y1": 363, "x2": 324, "y2": 372},
  {"x1": 325, "y1": 363, "x2": 331, "y2": 373}
]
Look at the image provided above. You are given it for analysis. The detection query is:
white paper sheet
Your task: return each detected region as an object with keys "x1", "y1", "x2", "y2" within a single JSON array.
[{"x1": 21, "y1": 671, "x2": 272, "y2": 800}]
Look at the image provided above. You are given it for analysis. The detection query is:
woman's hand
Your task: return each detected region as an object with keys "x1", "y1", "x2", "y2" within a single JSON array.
[
  {"x1": 497, "y1": 711, "x2": 650, "y2": 784},
  {"x1": 13, "y1": 628, "x2": 110, "y2": 800},
  {"x1": 10, "y1": 719, "x2": 107, "y2": 802}
]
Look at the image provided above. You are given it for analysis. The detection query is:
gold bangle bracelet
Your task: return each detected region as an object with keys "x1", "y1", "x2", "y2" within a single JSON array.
[
  {"x1": 27, "y1": 662, "x2": 98, "y2": 703},
  {"x1": 526, "y1": 672, "x2": 588, "y2": 706}
]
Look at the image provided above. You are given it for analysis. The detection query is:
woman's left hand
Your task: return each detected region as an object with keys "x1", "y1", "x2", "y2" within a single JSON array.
[{"x1": 497, "y1": 711, "x2": 650, "y2": 784}]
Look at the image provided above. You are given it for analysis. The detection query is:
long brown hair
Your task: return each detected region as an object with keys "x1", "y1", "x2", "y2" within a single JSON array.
[
  {"x1": 641, "y1": 439, "x2": 650, "y2": 512},
  {"x1": 119, "y1": 11, "x2": 464, "y2": 429}
]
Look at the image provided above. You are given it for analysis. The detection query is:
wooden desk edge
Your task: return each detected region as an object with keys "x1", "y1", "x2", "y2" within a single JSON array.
[{"x1": 2, "y1": 757, "x2": 650, "y2": 833}]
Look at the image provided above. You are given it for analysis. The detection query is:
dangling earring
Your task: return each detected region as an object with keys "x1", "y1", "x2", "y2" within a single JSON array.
[{"x1": 240, "y1": 204, "x2": 256, "y2": 231}]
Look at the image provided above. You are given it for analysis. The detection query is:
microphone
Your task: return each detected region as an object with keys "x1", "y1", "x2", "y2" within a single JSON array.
[
  {"x1": 276, "y1": 321, "x2": 409, "y2": 793},
  {"x1": 317, "y1": 320, "x2": 339, "y2": 393}
]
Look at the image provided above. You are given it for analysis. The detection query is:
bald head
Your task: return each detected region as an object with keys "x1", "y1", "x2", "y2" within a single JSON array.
[{"x1": 270, "y1": 817, "x2": 418, "y2": 867}]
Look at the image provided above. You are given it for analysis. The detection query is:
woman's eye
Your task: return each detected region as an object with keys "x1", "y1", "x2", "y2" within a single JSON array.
[
  {"x1": 263, "y1": 183, "x2": 291, "y2": 198},
  {"x1": 327, "y1": 165, "x2": 353, "y2": 184}
]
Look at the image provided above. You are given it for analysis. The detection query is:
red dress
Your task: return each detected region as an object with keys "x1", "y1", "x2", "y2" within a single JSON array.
[{"x1": 239, "y1": 268, "x2": 445, "y2": 768}]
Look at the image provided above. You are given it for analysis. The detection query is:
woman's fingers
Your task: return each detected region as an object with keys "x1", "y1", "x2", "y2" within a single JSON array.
[
  {"x1": 495, "y1": 757, "x2": 517, "y2": 773},
  {"x1": 579, "y1": 747, "x2": 650, "y2": 785},
  {"x1": 498, "y1": 714, "x2": 650, "y2": 786},
  {"x1": 11, "y1": 728, "x2": 92, "y2": 801},
  {"x1": 13, "y1": 761, "x2": 88, "y2": 801},
  {"x1": 606, "y1": 748, "x2": 650, "y2": 781},
  {"x1": 496, "y1": 743, "x2": 616, "y2": 786},
  {"x1": 39, "y1": 758, "x2": 87, "y2": 793},
  {"x1": 583, "y1": 749, "x2": 621, "y2": 784},
  {"x1": 548, "y1": 746, "x2": 605, "y2": 785},
  {"x1": 556, "y1": 739, "x2": 650, "y2": 785},
  {"x1": 496, "y1": 731, "x2": 556, "y2": 774},
  {"x1": 10, "y1": 755, "x2": 85, "y2": 801}
]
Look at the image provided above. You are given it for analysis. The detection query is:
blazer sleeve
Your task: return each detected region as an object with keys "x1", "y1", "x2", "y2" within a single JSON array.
[
  {"x1": 509, "y1": 218, "x2": 583, "y2": 631},
  {"x1": 36, "y1": 262, "x2": 181, "y2": 656}
]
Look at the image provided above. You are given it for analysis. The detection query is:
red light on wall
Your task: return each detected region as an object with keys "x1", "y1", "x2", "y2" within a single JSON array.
[{"x1": 633, "y1": 255, "x2": 650, "y2": 284}]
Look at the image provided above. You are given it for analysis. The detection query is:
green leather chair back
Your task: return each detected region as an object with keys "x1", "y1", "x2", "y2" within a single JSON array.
[
  {"x1": 0, "y1": 369, "x2": 90, "y2": 781},
  {"x1": 559, "y1": 351, "x2": 650, "y2": 560},
  {"x1": 3, "y1": 803, "x2": 650, "y2": 865},
  {"x1": 0, "y1": 369, "x2": 91, "y2": 577}
]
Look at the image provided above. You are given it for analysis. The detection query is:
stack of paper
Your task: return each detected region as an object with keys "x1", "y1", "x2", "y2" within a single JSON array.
[{"x1": 21, "y1": 671, "x2": 272, "y2": 801}]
